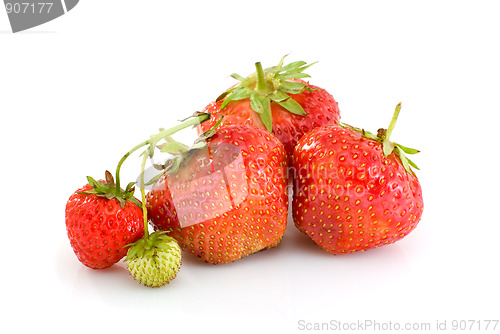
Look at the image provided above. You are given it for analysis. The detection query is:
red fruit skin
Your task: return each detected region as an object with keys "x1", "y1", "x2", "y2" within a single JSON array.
[
  {"x1": 65, "y1": 184, "x2": 144, "y2": 269},
  {"x1": 292, "y1": 125, "x2": 424, "y2": 254},
  {"x1": 146, "y1": 125, "x2": 288, "y2": 264},
  {"x1": 199, "y1": 81, "x2": 341, "y2": 164}
]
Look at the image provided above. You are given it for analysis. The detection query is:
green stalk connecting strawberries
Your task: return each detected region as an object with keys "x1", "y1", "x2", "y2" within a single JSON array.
[
  {"x1": 65, "y1": 113, "x2": 209, "y2": 285},
  {"x1": 124, "y1": 151, "x2": 181, "y2": 288},
  {"x1": 65, "y1": 56, "x2": 424, "y2": 287},
  {"x1": 114, "y1": 113, "x2": 211, "y2": 192}
]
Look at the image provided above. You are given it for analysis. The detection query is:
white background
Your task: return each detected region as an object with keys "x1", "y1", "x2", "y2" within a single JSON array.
[{"x1": 1, "y1": 1, "x2": 499, "y2": 333}]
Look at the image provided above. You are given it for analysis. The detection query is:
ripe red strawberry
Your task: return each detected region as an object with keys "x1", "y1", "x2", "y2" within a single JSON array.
[
  {"x1": 292, "y1": 103, "x2": 423, "y2": 254},
  {"x1": 199, "y1": 56, "x2": 341, "y2": 164},
  {"x1": 146, "y1": 125, "x2": 288, "y2": 264},
  {"x1": 65, "y1": 171, "x2": 145, "y2": 269}
]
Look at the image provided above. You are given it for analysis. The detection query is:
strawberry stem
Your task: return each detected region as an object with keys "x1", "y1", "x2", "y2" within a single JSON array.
[
  {"x1": 254, "y1": 62, "x2": 269, "y2": 95},
  {"x1": 115, "y1": 139, "x2": 149, "y2": 192},
  {"x1": 338, "y1": 103, "x2": 419, "y2": 175},
  {"x1": 140, "y1": 152, "x2": 149, "y2": 239},
  {"x1": 114, "y1": 113, "x2": 210, "y2": 192},
  {"x1": 148, "y1": 114, "x2": 208, "y2": 143},
  {"x1": 385, "y1": 102, "x2": 402, "y2": 141}
]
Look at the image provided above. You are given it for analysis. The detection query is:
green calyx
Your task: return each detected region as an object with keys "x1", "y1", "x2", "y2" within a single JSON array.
[
  {"x1": 339, "y1": 103, "x2": 420, "y2": 175},
  {"x1": 78, "y1": 170, "x2": 141, "y2": 208},
  {"x1": 216, "y1": 55, "x2": 316, "y2": 132},
  {"x1": 125, "y1": 230, "x2": 181, "y2": 287},
  {"x1": 125, "y1": 231, "x2": 176, "y2": 261}
]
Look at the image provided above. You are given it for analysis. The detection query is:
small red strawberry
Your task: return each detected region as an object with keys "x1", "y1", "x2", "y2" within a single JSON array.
[
  {"x1": 292, "y1": 103, "x2": 423, "y2": 254},
  {"x1": 199, "y1": 56, "x2": 341, "y2": 164},
  {"x1": 65, "y1": 171, "x2": 144, "y2": 269},
  {"x1": 146, "y1": 125, "x2": 288, "y2": 264}
]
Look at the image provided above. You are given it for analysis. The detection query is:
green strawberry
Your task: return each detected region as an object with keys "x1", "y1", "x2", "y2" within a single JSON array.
[{"x1": 125, "y1": 231, "x2": 182, "y2": 288}]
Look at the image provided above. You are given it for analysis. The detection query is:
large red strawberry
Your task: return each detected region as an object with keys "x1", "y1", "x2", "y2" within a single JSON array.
[
  {"x1": 146, "y1": 125, "x2": 288, "y2": 264},
  {"x1": 199, "y1": 56, "x2": 341, "y2": 164},
  {"x1": 65, "y1": 171, "x2": 144, "y2": 269},
  {"x1": 292, "y1": 103, "x2": 423, "y2": 254}
]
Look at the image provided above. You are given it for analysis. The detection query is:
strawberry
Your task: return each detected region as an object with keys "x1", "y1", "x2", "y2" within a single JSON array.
[
  {"x1": 292, "y1": 103, "x2": 423, "y2": 254},
  {"x1": 199, "y1": 56, "x2": 341, "y2": 164},
  {"x1": 126, "y1": 231, "x2": 181, "y2": 287},
  {"x1": 146, "y1": 125, "x2": 288, "y2": 264},
  {"x1": 65, "y1": 171, "x2": 144, "y2": 269}
]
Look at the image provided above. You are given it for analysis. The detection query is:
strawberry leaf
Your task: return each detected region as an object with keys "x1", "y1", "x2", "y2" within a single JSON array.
[
  {"x1": 249, "y1": 93, "x2": 263, "y2": 114},
  {"x1": 279, "y1": 80, "x2": 306, "y2": 94},
  {"x1": 125, "y1": 182, "x2": 136, "y2": 192},
  {"x1": 271, "y1": 55, "x2": 287, "y2": 74},
  {"x1": 230, "y1": 73, "x2": 245, "y2": 81},
  {"x1": 395, "y1": 143, "x2": 420, "y2": 155},
  {"x1": 105, "y1": 170, "x2": 114, "y2": 186},
  {"x1": 269, "y1": 91, "x2": 290, "y2": 103},
  {"x1": 279, "y1": 61, "x2": 317, "y2": 76},
  {"x1": 216, "y1": 87, "x2": 235, "y2": 102},
  {"x1": 406, "y1": 155, "x2": 420, "y2": 171},
  {"x1": 394, "y1": 147, "x2": 414, "y2": 175},
  {"x1": 278, "y1": 98, "x2": 307, "y2": 116},
  {"x1": 279, "y1": 72, "x2": 311, "y2": 80},
  {"x1": 159, "y1": 141, "x2": 190, "y2": 155},
  {"x1": 191, "y1": 140, "x2": 208, "y2": 150},
  {"x1": 250, "y1": 93, "x2": 273, "y2": 132},
  {"x1": 165, "y1": 156, "x2": 183, "y2": 175},
  {"x1": 86, "y1": 176, "x2": 98, "y2": 188},
  {"x1": 382, "y1": 139, "x2": 395, "y2": 157},
  {"x1": 279, "y1": 60, "x2": 307, "y2": 72},
  {"x1": 220, "y1": 87, "x2": 251, "y2": 109},
  {"x1": 144, "y1": 171, "x2": 164, "y2": 186}
]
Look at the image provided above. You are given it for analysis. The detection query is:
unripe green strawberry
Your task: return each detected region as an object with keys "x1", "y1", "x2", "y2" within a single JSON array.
[{"x1": 125, "y1": 231, "x2": 181, "y2": 288}]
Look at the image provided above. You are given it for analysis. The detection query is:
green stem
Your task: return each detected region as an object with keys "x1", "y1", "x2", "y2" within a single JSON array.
[
  {"x1": 140, "y1": 152, "x2": 149, "y2": 239},
  {"x1": 150, "y1": 114, "x2": 209, "y2": 143},
  {"x1": 114, "y1": 113, "x2": 210, "y2": 193},
  {"x1": 386, "y1": 102, "x2": 402, "y2": 141},
  {"x1": 255, "y1": 62, "x2": 268, "y2": 95},
  {"x1": 115, "y1": 139, "x2": 149, "y2": 192}
]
